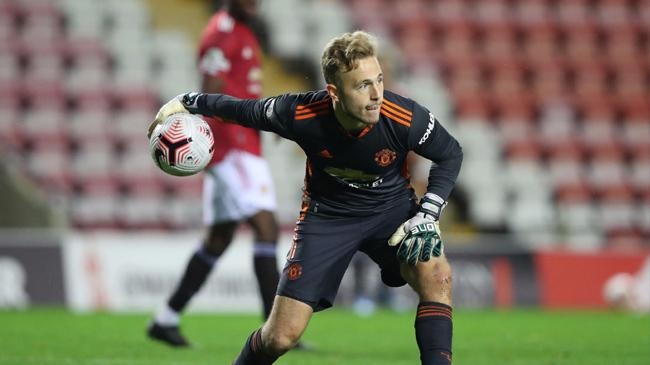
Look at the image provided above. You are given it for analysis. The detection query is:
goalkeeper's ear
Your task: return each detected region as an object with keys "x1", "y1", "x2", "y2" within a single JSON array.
[{"x1": 388, "y1": 222, "x2": 407, "y2": 246}]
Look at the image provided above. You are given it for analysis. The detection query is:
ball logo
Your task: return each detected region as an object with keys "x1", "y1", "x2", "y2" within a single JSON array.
[
  {"x1": 287, "y1": 263, "x2": 302, "y2": 281},
  {"x1": 374, "y1": 149, "x2": 397, "y2": 167}
]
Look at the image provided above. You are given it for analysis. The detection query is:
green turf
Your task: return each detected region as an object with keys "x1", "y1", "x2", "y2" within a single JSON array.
[{"x1": 0, "y1": 308, "x2": 648, "y2": 365}]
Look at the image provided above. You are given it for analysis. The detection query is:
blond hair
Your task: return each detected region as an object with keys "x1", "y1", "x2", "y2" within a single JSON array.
[{"x1": 321, "y1": 30, "x2": 378, "y2": 85}]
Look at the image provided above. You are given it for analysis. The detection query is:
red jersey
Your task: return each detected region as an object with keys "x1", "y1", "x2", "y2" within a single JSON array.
[{"x1": 197, "y1": 10, "x2": 263, "y2": 164}]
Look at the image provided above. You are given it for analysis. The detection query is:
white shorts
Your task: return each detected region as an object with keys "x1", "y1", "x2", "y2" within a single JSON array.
[{"x1": 202, "y1": 150, "x2": 277, "y2": 225}]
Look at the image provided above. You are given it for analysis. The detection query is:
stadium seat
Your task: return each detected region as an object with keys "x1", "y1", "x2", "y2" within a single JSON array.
[
  {"x1": 446, "y1": 60, "x2": 486, "y2": 102},
  {"x1": 506, "y1": 193, "x2": 557, "y2": 246},
  {"x1": 612, "y1": 65, "x2": 647, "y2": 102},
  {"x1": 58, "y1": 0, "x2": 106, "y2": 39},
  {"x1": 570, "y1": 62, "x2": 611, "y2": 105},
  {"x1": 0, "y1": 2, "x2": 18, "y2": 41},
  {"x1": 70, "y1": 138, "x2": 115, "y2": 187},
  {"x1": 17, "y1": 0, "x2": 64, "y2": 46},
  {"x1": 629, "y1": 157, "x2": 650, "y2": 218},
  {"x1": 69, "y1": 179, "x2": 121, "y2": 229},
  {"x1": 530, "y1": 61, "x2": 571, "y2": 105},
  {"x1": 22, "y1": 138, "x2": 71, "y2": 191},
  {"x1": 603, "y1": 25, "x2": 642, "y2": 69},
  {"x1": 18, "y1": 104, "x2": 68, "y2": 146},
  {"x1": 521, "y1": 21, "x2": 561, "y2": 66},
  {"x1": 479, "y1": 22, "x2": 519, "y2": 65},
  {"x1": 473, "y1": 0, "x2": 512, "y2": 25},
  {"x1": 437, "y1": 20, "x2": 477, "y2": 66},
  {"x1": 538, "y1": 105, "x2": 579, "y2": 149},
  {"x1": 64, "y1": 38, "x2": 112, "y2": 94},
  {"x1": 595, "y1": 184, "x2": 637, "y2": 243},
  {"x1": 555, "y1": 0, "x2": 593, "y2": 27},
  {"x1": 595, "y1": 0, "x2": 634, "y2": 27},
  {"x1": 577, "y1": 99, "x2": 620, "y2": 149},
  {"x1": 395, "y1": 20, "x2": 436, "y2": 71},
  {"x1": 493, "y1": 100, "x2": 536, "y2": 144},
  {"x1": 432, "y1": 0, "x2": 472, "y2": 23},
  {"x1": 514, "y1": 0, "x2": 554, "y2": 25},
  {"x1": 486, "y1": 61, "x2": 531, "y2": 107},
  {"x1": 66, "y1": 103, "x2": 112, "y2": 143},
  {"x1": 554, "y1": 181, "x2": 603, "y2": 249},
  {"x1": 161, "y1": 195, "x2": 204, "y2": 230},
  {"x1": 545, "y1": 141, "x2": 586, "y2": 186}
]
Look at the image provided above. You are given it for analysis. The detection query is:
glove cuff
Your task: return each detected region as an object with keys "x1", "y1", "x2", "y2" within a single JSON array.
[
  {"x1": 181, "y1": 92, "x2": 203, "y2": 114},
  {"x1": 418, "y1": 193, "x2": 446, "y2": 221}
]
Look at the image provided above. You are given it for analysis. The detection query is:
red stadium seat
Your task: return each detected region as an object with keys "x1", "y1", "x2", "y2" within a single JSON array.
[
  {"x1": 595, "y1": 0, "x2": 634, "y2": 28},
  {"x1": 394, "y1": 19, "x2": 436, "y2": 71},
  {"x1": 432, "y1": 0, "x2": 472, "y2": 24},
  {"x1": 479, "y1": 22, "x2": 521, "y2": 65},
  {"x1": 521, "y1": 21, "x2": 562, "y2": 67},
  {"x1": 561, "y1": 23, "x2": 602, "y2": 67},
  {"x1": 473, "y1": 0, "x2": 513, "y2": 25},
  {"x1": 437, "y1": 20, "x2": 477, "y2": 66},
  {"x1": 530, "y1": 61, "x2": 571, "y2": 105},
  {"x1": 555, "y1": 0, "x2": 594, "y2": 27},
  {"x1": 446, "y1": 59, "x2": 487, "y2": 102},
  {"x1": 453, "y1": 96, "x2": 493, "y2": 124},
  {"x1": 514, "y1": 0, "x2": 554, "y2": 26},
  {"x1": 603, "y1": 25, "x2": 643, "y2": 69},
  {"x1": 569, "y1": 62, "x2": 611, "y2": 105},
  {"x1": 612, "y1": 65, "x2": 647, "y2": 102},
  {"x1": 486, "y1": 61, "x2": 532, "y2": 107}
]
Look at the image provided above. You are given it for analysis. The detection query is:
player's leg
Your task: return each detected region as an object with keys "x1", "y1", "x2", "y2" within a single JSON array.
[
  {"x1": 246, "y1": 209, "x2": 280, "y2": 319},
  {"x1": 148, "y1": 156, "x2": 244, "y2": 347},
  {"x1": 148, "y1": 221, "x2": 237, "y2": 347},
  {"x1": 234, "y1": 203, "x2": 364, "y2": 363},
  {"x1": 401, "y1": 257, "x2": 453, "y2": 365},
  {"x1": 233, "y1": 295, "x2": 313, "y2": 364},
  {"x1": 361, "y1": 200, "x2": 453, "y2": 365}
]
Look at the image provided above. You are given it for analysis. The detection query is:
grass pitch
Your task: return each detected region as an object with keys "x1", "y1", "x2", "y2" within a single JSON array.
[{"x1": 0, "y1": 308, "x2": 648, "y2": 365}]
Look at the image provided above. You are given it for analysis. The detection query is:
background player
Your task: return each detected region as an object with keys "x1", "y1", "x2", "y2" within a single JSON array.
[
  {"x1": 147, "y1": 0, "x2": 282, "y2": 347},
  {"x1": 150, "y1": 31, "x2": 463, "y2": 364}
]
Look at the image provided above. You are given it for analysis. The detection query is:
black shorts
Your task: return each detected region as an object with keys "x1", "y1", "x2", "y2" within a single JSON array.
[{"x1": 277, "y1": 199, "x2": 416, "y2": 312}]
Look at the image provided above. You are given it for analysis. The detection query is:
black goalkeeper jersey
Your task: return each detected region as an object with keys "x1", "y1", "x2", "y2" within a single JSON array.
[{"x1": 196, "y1": 89, "x2": 463, "y2": 216}]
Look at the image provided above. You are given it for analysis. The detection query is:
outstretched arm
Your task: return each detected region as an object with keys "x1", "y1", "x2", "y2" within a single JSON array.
[{"x1": 148, "y1": 93, "x2": 292, "y2": 139}]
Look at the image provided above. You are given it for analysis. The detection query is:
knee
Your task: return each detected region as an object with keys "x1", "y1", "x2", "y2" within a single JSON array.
[
  {"x1": 403, "y1": 257, "x2": 453, "y2": 304},
  {"x1": 262, "y1": 329, "x2": 300, "y2": 356}
]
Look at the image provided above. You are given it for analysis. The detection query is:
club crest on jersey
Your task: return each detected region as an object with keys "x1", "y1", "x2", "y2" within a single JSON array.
[
  {"x1": 374, "y1": 149, "x2": 397, "y2": 167},
  {"x1": 287, "y1": 263, "x2": 302, "y2": 281}
]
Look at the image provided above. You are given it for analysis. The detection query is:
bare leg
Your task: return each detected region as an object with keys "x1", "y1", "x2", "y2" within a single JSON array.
[{"x1": 233, "y1": 295, "x2": 313, "y2": 364}]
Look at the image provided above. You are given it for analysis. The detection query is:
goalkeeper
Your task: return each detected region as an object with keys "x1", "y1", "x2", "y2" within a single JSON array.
[{"x1": 149, "y1": 30, "x2": 463, "y2": 365}]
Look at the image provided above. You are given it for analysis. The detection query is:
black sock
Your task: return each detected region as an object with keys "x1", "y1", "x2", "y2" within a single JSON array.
[
  {"x1": 415, "y1": 302, "x2": 453, "y2": 365},
  {"x1": 167, "y1": 249, "x2": 217, "y2": 312},
  {"x1": 232, "y1": 329, "x2": 278, "y2": 365},
  {"x1": 253, "y1": 242, "x2": 279, "y2": 319}
]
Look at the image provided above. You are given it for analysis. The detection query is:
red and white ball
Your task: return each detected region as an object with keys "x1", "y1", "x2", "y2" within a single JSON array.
[{"x1": 149, "y1": 113, "x2": 214, "y2": 176}]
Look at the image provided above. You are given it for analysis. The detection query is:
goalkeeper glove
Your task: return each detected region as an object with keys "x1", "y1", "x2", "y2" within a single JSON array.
[
  {"x1": 147, "y1": 92, "x2": 203, "y2": 138},
  {"x1": 388, "y1": 193, "x2": 446, "y2": 266}
]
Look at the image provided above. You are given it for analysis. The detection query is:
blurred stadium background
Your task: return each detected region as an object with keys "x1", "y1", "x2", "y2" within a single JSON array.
[{"x1": 0, "y1": 0, "x2": 649, "y2": 322}]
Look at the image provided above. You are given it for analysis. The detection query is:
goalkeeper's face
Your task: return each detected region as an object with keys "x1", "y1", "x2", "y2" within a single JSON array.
[{"x1": 331, "y1": 56, "x2": 384, "y2": 131}]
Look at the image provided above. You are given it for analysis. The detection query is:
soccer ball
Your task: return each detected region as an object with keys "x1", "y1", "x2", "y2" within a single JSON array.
[{"x1": 149, "y1": 113, "x2": 214, "y2": 176}]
